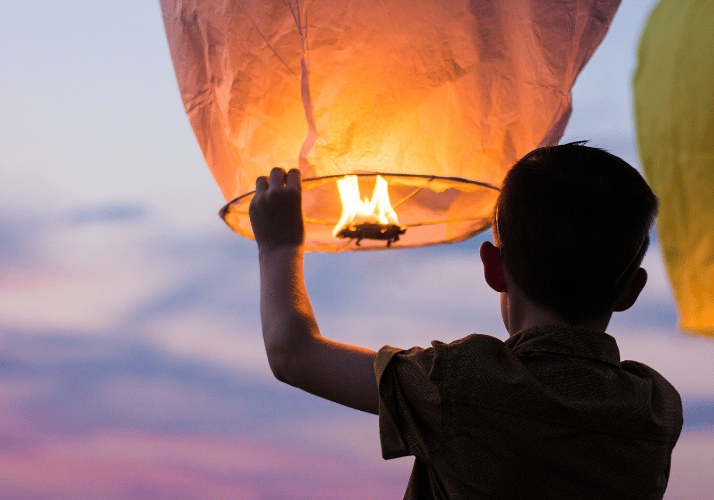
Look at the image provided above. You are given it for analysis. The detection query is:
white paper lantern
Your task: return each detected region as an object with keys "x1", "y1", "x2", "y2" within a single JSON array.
[{"x1": 161, "y1": 0, "x2": 620, "y2": 251}]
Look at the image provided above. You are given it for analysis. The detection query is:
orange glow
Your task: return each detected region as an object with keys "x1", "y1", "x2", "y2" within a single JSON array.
[
  {"x1": 333, "y1": 175, "x2": 399, "y2": 238},
  {"x1": 162, "y1": 0, "x2": 620, "y2": 250}
]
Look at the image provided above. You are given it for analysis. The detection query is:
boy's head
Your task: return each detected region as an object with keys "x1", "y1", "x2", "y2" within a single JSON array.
[{"x1": 494, "y1": 142, "x2": 659, "y2": 325}]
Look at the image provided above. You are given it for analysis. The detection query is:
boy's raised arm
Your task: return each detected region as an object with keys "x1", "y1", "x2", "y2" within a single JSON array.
[{"x1": 249, "y1": 167, "x2": 379, "y2": 415}]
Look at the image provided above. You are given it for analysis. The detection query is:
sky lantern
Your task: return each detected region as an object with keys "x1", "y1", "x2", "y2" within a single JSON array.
[
  {"x1": 633, "y1": 0, "x2": 714, "y2": 335},
  {"x1": 160, "y1": 0, "x2": 620, "y2": 251}
]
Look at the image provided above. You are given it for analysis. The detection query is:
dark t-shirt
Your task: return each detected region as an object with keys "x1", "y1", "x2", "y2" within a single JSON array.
[{"x1": 375, "y1": 326, "x2": 683, "y2": 500}]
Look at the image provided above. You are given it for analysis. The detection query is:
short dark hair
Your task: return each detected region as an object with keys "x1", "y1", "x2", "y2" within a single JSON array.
[{"x1": 494, "y1": 142, "x2": 659, "y2": 324}]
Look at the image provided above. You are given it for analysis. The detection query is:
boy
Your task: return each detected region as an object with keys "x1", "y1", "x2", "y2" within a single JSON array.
[{"x1": 248, "y1": 143, "x2": 683, "y2": 499}]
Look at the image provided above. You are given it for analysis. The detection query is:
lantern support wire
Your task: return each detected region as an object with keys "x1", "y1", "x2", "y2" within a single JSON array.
[
  {"x1": 403, "y1": 217, "x2": 483, "y2": 227},
  {"x1": 239, "y1": 4, "x2": 296, "y2": 76},
  {"x1": 390, "y1": 186, "x2": 424, "y2": 212},
  {"x1": 304, "y1": 217, "x2": 334, "y2": 225},
  {"x1": 298, "y1": 173, "x2": 500, "y2": 191}
]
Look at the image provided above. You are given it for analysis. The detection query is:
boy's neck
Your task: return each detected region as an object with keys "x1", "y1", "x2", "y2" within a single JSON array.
[{"x1": 501, "y1": 286, "x2": 612, "y2": 337}]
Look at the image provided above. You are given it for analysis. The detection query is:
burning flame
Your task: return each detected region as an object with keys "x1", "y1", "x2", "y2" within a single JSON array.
[{"x1": 332, "y1": 175, "x2": 399, "y2": 237}]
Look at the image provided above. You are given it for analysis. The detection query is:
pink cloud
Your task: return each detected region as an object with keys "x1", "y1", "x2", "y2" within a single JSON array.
[
  {"x1": 0, "y1": 415, "x2": 408, "y2": 500},
  {"x1": 2, "y1": 424, "x2": 710, "y2": 499}
]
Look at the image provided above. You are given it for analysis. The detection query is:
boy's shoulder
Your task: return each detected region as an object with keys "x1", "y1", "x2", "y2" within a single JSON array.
[
  {"x1": 620, "y1": 358, "x2": 683, "y2": 410},
  {"x1": 379, "y1": 326, "x2": 682, "y2": 443},
  {"x1": 430, "y1": 325, "x2": 620, "y2": 369}
]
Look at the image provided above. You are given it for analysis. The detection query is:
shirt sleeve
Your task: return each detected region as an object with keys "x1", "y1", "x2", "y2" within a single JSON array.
[{"x1": 374, "y1": 344, "x2": 443, "y2": 460}]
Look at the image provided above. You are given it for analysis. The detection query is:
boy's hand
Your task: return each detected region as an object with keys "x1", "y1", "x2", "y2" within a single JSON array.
[
  {"x1": 250, "y1": 167, "x2": 379, "y2": 415},
  {"x1": 249, "y1": 167, "x2": 305, "y2": 250}
]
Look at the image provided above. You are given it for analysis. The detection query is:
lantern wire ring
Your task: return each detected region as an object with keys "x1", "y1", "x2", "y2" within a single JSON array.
[{"x1": 219, "y1": 172, "x2": 500, "y2": 228}]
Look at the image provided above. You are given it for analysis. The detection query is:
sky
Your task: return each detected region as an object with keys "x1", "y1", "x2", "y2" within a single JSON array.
[{"x1": 1, "y1": 1, "x2": 713, "y2": 499}]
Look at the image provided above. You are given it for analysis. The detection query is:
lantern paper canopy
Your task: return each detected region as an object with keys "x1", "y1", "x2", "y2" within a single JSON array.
[
  {"x1": 160, "y1": 0, "x2": 620, "y2": 251},
  {"x1": 633, "y1": 0, "x2": 714, "y2": 335}
]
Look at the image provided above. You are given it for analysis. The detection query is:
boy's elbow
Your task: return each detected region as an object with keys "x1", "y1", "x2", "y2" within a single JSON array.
[
  {"x1": 265, "y1": 346, "x2": 290, "y2": 384},
  {"x1": 263, "y1": 315, "x2": 319, "y2": 386},
  {"x1": 265, "y1": 341, "x2": 307, "y2": 387}
]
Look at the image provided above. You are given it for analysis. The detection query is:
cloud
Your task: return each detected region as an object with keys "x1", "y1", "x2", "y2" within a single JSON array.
[
  {"x1": 0, "y1": 212, "x2": 38, "y2": 267},
  {"x1": 667, "y1": 430, "x2": 714, "y2": 499},
  {"x1": 0, "y1": 332, "x2": 410, "y2": 498},
  {"x1": 1, "y1": 320, "x2": 712, "y2": 499},
  {"x1": 1, "y1": 201, "x2": 502, "y2": 371},
  {"x1": 143, "y1": 310, "x2": 268, "y2": 374},
  {"x1": 1, "y1": 331, "x2": 363, "y2": 438},
  {"x1": 0, "y1": 203, "x2": 256, "y2": 336},
  {"x1": 0, "y1": 426, "x2": 410, "y2": 500},
  {"x1": 68, "y1": 202, "x2": 149, "y2": 226},
  {"x1": 0, "y1": 221, "x2": 184, "y2": 333},
  {"x1": 683, "y1": 399, "x2": 714, "y2": 431}
]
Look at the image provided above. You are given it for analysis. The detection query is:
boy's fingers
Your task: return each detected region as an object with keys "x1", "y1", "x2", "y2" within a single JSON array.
[
  {"x1": 286, "y1": 168, "x2": 302, "y2": 191},
  {"x1": 270, "y1": 167, "x2": 287, "y2": 188},
  {"x1": 255, "y1": 176, "x2": 269, "y2": 194}
]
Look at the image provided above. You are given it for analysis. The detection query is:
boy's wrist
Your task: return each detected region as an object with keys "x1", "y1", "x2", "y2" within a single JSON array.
[{"x1": 257, "y1": 242, "x2": 305, "y2": 262}]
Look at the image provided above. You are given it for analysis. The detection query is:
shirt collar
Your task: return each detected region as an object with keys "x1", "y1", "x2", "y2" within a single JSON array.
[{"x1": 504, "y1": 325, "x2": 621, "y2": 367}]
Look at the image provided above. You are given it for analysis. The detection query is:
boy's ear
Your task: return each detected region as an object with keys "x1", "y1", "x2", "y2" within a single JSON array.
[
  {"x1": 480, "y1": 241, "x2": 507, "y2": 293},
  {"x1": 613, "y1": 267, "x2": 648, "y2": 312}
]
